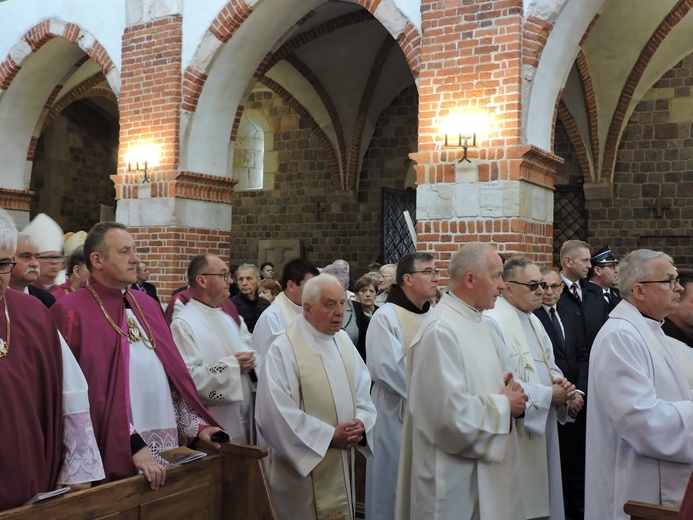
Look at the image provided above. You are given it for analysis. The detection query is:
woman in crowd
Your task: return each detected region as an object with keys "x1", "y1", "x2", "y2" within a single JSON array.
[{"x1": 354, "y1": 275, "x2": 378, "y2": 317}]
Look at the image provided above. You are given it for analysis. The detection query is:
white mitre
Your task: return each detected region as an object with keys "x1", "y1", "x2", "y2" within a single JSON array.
[{"x1": 22, "y1": 213, "x2": 64, "y2": 254}]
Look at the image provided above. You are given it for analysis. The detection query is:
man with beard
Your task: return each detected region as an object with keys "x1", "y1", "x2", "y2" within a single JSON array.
[{"x1": 365, "y1": 252, "x2": 438, "y2": 520}]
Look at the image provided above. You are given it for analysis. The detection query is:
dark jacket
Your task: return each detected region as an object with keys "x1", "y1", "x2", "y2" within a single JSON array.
[
  {"x1": 534, "y1": 301, "x2": 589, "y2": 392},
  {"x1": 27, "y1": 284, "x2": 56, "y2": 309},
  {"x1": 559, "y1": 279, "x2": 612, "y2": 354},
  {"x1": 130, "y1": 281, "x2": 159, "y2": 303},
  {"x1": 230, "y1": 291, "x2": 271, "y2": 333}
]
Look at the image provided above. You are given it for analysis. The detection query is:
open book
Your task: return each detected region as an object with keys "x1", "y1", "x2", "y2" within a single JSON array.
[{"x1": 159, "y1": 446, "x2": 208, "y2": 465}]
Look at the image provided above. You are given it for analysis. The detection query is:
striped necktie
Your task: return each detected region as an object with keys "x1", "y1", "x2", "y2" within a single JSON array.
[{"x1": 571, "y1": 282, "x2": 581, "y2": 303}]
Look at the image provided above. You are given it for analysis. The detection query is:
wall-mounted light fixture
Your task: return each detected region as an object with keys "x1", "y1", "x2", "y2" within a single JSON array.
[
  {"x1": 126, "y1": 145, "x2": 160, "y2": 184},
  {"x1": 128, "y1": 160, "x2": 150, "y2": 183},
  {"x1": 442, "y1": 110, "x2": 488, "y2": 163},
  {"x1": 444, "y1": 132, "x2": 477, "y2": 163}
]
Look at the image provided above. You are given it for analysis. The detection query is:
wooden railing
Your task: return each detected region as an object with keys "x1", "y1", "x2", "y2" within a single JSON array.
[
  {"x1": 624, "y1": 500, "x2": 679, "y2": 520},
  {"x1": 0, "y1": 443, "x2": 278, "y2": 520}
]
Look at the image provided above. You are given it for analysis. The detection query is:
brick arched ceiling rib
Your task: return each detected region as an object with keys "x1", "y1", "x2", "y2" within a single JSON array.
[
  {"x1": 347, "y1": 34, "x2": 395, "y2": 191},
  {"x1": 283, "y1": 54, "x2": 347, "y2": 173},
  {"x1": 600, "y1": 0, "x2": 693, "y2": 183},
  {"x1": 557, "y1": 100, "x2": 592, "y2": 183},
  {"x1": 575, "y1": 50, "x2": 599, "y2": 175},
  {"x1": 257, "y1": 75, "x2": 342, "y2": 190}
]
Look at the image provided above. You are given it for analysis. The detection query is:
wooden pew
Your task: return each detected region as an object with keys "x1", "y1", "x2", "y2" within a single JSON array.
[
  {"x1": 0, "y1": 443, "x2": 278, "y2": 520},
  {"x1": 624, "y1": 500, "x2": 679, "y2": 520}
]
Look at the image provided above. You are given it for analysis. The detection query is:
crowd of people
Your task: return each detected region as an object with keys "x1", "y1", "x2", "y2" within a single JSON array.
[{"x1": 2, "y1": 209, "x2": 693, "y2": 520}]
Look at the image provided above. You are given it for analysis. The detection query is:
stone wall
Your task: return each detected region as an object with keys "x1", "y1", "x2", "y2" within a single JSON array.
[
  {"x1": 30, "y1": 100, "x2": 118, "y2": 233},
  {"x1": 229, "y1": 85, "x2": 417, "y2": 277},
  {"x1": 584, "y1": 54, "x2": 693, "y2": 267}
]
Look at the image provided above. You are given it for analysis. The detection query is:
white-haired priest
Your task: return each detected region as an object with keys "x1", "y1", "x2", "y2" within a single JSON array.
[{"x1": 255, "y1": 273, "x2": 376, "y2": 520}]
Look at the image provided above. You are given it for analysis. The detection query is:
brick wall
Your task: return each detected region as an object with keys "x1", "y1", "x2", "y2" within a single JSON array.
[
  {"x1": 30, "y1": 100, "x2": 117, "y2": 232},
  {"x1": 130, "y1": 226, "x2": 231, "y2": 297},
  {"x1": 229, "y1": 85, "x2": 417, "y2": 277},
  {"x1": 582, "y1": 54, "x2": 693, "y2": 267}
]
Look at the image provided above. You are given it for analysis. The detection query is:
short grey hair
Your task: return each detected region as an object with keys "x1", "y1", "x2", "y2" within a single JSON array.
[
  {"x1": 237, "y1": 263, "x2": 260, "y2": 280},
  {"x1": 333, "y1": 259, "x2": 350, "y2": 273},
  {"x1": 302, "y1": 273, "x2": 342, "y2": 306},
  {"x1": 0, "y1": 209, "x2": 17, "y2": 253},
  {"x1": 502, "y1": 256, "x2": 535, "y2": 281},
  {"x1": 449, "y1": 243, "x2": 494, "y2": 282},
  {"x1": 323, "y1": 263, "x2": 349, "y2": 286},
  {"x1": 618, "y1": 249, "x2": 674, "y2": 297}
]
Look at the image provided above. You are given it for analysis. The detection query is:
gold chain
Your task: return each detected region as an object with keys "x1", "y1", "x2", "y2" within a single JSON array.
[
  {"x1": 86, "y1": 281, "x2": 156, "y2": 350},
  {"x1": 0, "y1": 296, "x2": 9, "y2": 358}
]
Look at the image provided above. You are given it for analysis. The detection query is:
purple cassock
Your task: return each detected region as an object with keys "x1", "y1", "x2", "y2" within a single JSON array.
[
  {"x1": 0, "y1": 290, "x2": 63, "y2": 510},
  {"x1": 51, "y1": 279, "x2": 219, "y2": 483}
]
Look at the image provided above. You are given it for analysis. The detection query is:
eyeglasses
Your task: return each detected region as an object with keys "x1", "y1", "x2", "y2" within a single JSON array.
[
  {"x1": 200, "y1": 272, "x2": 230, "y2": 281},
  {"x1": 0, "y1": 260, "x2": 16, "y2": 274},
  {"x1": 17, "y1": 253, "x2": 40, "y2": 262},
  {"x1": 409, "y1": 269, "x2": 440, "y2": 278},
  {"x1": 38, "y1": 255, "x2": 65, "y2": 263},
  {"x1": 637, "y1": 277, "x2": 680, "y2": 290},
  {"x1": 546, "y1": 283, "x2": 563, "y2": 290},
  {"x1": 507, "y1": 280, "x2": 548, "y2": 291}
]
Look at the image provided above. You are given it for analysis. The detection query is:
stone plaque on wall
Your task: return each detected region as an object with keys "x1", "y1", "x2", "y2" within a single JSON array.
[{"x1": 258, "y1": 239, "x2": 301, "y2": 276}]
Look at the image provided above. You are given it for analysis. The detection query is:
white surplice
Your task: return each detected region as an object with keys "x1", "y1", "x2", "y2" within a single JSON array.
[
  {"x1": 585, "y1": 300, "x2": 693, "y2": 520},
  {"x1": 171, "y1": 298, "x2": 255, "y2": 442},
  {"x1": 667, "y1": 336, "x2": 693, "y2": 388},
  {"x1": 485, "y1": 297, "x2": 566, "y2": 520},
  {"x1": 126, "y1": 310, "x2": 207, "y2": 465},
  {"x1": 252, "y1": 292, "x2": 302, "y2": 361},
  {"x1": 397, "y1": 293, "x2": 525, "y2": 520},
  {"x1": 58, "y1": 334, "x2": 105, "y2": 484},
  {"x1": 255, "y1": 316, "x2": 376, "y2": 520},
  {"x1": 365, "y1": 303, "x2": 428, "y2": 520}
]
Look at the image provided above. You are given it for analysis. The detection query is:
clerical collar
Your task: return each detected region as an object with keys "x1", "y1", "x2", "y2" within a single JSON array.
[
  {"x1": 448, "y1": 292, "x2": 482, "y2": 316},
  {"x1": 638, "y1": 309, "x2": 662, "y2": 323},
  {"x1": 386, "y1": 284, "x2": 429, "y2": 314}
]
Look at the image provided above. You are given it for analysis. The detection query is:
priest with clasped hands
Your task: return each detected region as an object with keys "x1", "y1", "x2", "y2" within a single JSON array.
[
  {"x1": 255, "y1": 273, "x2": 376, "y2": 520},
  {"x1": 52, "y1": 222, "x2": 226, "y2": 490}
]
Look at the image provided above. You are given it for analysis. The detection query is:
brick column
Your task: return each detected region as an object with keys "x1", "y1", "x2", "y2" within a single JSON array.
[
  {"x1": 415, "y1": 0, "x2": 562, "y2": 273},
  {"x1": 114, "y1": 4, "x2": 236, "y2": 300}
]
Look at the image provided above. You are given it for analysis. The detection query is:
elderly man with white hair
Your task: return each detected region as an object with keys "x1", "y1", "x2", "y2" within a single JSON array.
[
  {"x1": 255, "y1": 273, "x2": 376, "y2": 520},
  {"x1": 585, "y1": 249, "x2": 693, "y2": 519}
]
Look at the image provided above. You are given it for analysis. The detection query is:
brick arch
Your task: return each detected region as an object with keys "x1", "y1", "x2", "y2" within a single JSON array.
[
  {"x1": 0, "y1": 18, "x2": 120, "y2": 193},
  {"x1": 181, "y1": 0, "x2": 421, "y2": 115},
  {"x1": 556, "y1": 100, "x2": 592, "y2": 184},
  {"x1": 600, "y1": 0, "x2": 693, "y2": 184},
  {"x1": 527, "y1": 3, "x2": 602, "y2": 151},
  {"x1": 0, "y1": 18, "x2": 118, "y2": 94},
  {"x1": 41, "y1": 76, "x2": 118, "y2": 134}
]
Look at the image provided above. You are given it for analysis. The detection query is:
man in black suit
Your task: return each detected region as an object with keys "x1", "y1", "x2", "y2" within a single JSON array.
[
  {"x1": 535, "y1": 266, "x2": 588, "y2": 520},
  {"x1": 9, "y1": 233, "x2": 56, "y2": 308},
  {"x1": 559, "y1": 240, "x2": 613, "y2": 354},
  {"x1": 131, "y1": 261, "x2": 160, "y2": 302}
]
